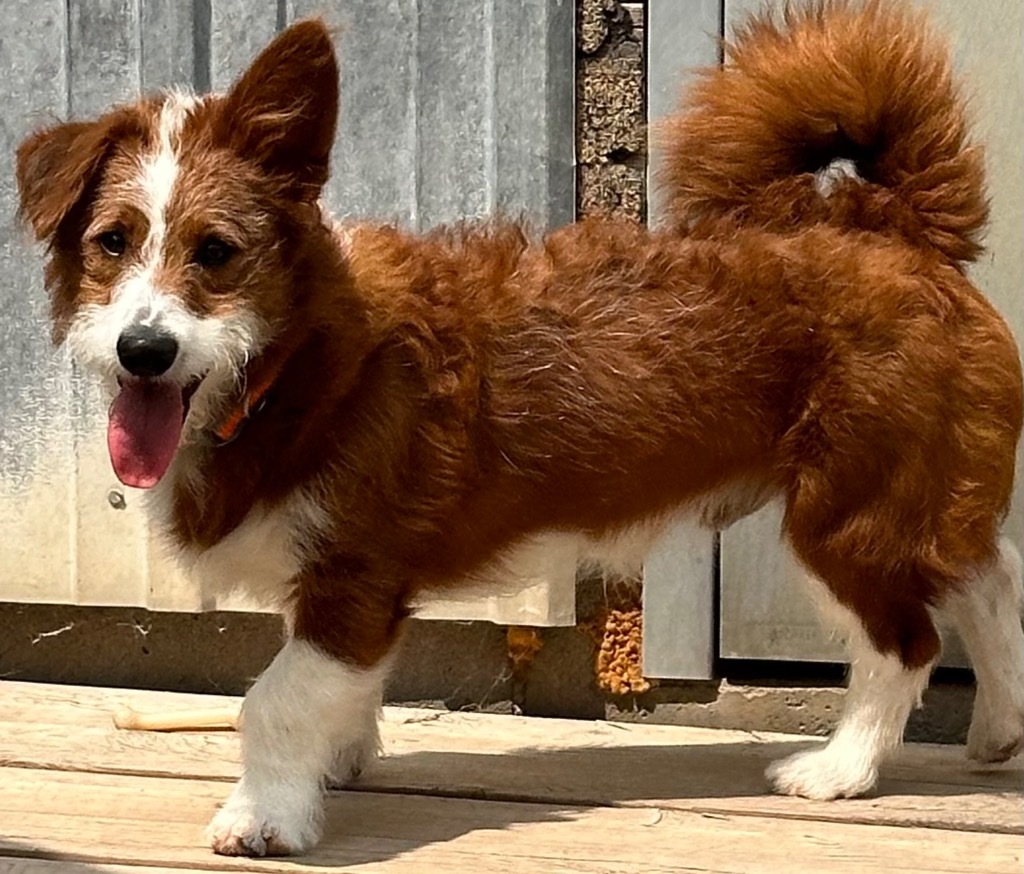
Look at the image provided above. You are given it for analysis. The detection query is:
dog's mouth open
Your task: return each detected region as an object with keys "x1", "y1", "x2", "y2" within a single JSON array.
[{"x1": 107, "y1": 377, "x2": 201, "y2": 489}]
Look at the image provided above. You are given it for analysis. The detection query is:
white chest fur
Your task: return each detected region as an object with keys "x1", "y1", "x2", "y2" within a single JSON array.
[
  {"x1": 185, "y1": 501, "x2": 307, "y2": 607},
  {"x1": 146, "y1": 477, "x2": 328, "y2": 610}
]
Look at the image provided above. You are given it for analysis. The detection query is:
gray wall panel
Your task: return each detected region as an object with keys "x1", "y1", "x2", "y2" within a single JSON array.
[
  {"x1": 415, "y1": 2, "x2": 492, "y2": 229},
  {"x1": 67, "y1": 0, "x2": 139, "y2": 116},
  {"x1": 0, "y1": 0, "x2": 76, "y2": 595},
  {"x1": 0, "y1": 0, "x2": 69, "y2": 486},
  {"x1": 290, "y1": 1, "x2": 573, "y2": 230},
  {"x1": 493, "y1": 0, "x2": 574, "y2": 229},
  {"x1": 306, "y1": 0, "x2": 420, "y2": 226},
  {"x1": 317, "y1": 1, "x2": 421, "y2": 226},
  {"x1": 641, "y1": 0, "x2": 722, "y2": 680},
  {"x1": 209, "y1": 0, "x2": 277, "y2": 90},
  {"x1": 140, "y1": 0, "x2": 200, "y2": 92},
  {"x1": 646, "y1": 0, "x2": 721, "y2": 226}
]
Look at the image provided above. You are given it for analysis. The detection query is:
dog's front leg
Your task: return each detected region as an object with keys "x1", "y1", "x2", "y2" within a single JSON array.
[{"x1": 207, "y1": 571, "x2": 402, "y2": 857}]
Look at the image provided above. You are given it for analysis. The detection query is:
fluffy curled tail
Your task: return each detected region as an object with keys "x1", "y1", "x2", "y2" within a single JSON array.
[{"x1": 657, "y1": 0, "x2": 987, "y2": 266}]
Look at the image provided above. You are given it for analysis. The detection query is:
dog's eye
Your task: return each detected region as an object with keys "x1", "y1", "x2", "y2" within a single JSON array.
[
  {"x1": 97, "y1": 229, "x2": 126, "y2": 257},
  {"x1": 194, "y1": 236, "x2": 236, "y2": 269}
]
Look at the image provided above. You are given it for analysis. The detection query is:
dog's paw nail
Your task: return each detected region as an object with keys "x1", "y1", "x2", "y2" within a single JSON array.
[
  {"x1": 326, "y1": 735, "x2": 380, "y2": 789},
  {"x1": 967, "y1": 733, "x2": 1024, "y2": 764},
  {"x1": 965, "y1": 708, "x2": 1024, "y2": 764},
  {"x1": 207, "y1": 807, "x2": 311, "y2": 857}
]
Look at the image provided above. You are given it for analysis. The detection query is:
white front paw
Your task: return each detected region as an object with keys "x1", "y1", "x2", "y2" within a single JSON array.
[
  {"x1": 766, "y1": 745, "x2": 878, "y2": 800},
  {"x1": 207, "y1": 782, "x2": 323, "y2": 857}
]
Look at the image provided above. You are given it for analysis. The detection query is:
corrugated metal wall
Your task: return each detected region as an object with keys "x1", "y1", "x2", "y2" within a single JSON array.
[{"x1": 0, "y1": 0, "x2": 578, "y2": 622}]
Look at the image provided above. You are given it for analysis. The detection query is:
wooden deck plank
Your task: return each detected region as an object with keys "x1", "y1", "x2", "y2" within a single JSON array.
[
  {"x1": 1, "y1": 682, "x2": 1020, "y2": 835},
  {"x1": 0, "y1": 864, "x2": 223, "y2": 874},
  {"x1": 1, "y1": 766, "x2": 1020, "y2": 874},
  {"x1": 0, "y1": 678, "x2": 1011, "y2": 782},
  {"x1": 5, "y1": 678, "x2": 1017, "y2": 786}
]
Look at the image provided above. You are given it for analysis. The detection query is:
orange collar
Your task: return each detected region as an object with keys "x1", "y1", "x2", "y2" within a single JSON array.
[{"x1": 212, "y1": 354, "x2": 288, "y2": 445}]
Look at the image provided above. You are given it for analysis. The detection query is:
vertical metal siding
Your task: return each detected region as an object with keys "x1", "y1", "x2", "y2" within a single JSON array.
[
  {"x1": 640, "y1": 0, "x2": 723, "y2": 680},
  {"x1": 0, "y1": 0, "x2": 76, "y2": 605}
]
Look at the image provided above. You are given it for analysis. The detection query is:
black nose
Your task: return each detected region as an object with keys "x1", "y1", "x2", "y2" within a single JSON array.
[{"x1": 116, "y1": 326, "x2": 179, "y2": 377}]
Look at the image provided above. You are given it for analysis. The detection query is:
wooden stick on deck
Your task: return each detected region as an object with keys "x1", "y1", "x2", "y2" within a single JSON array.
[{"x1": 112, "y1": 703, "x2": 240, "y2": 732}]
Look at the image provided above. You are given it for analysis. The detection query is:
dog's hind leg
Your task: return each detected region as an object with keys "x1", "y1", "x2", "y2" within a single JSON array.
[
  {"x1": 940, "y1": 537, "x2": 1024, "y2": 763},
  {"x1": 765, "y1": 565, "x2": 938, "y2": 800}
]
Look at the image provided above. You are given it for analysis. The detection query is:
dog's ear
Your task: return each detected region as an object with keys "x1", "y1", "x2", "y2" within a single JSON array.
[
  {"x1": 218, "y1": 19, "x2": 339, "y2": 201},
  {"x1": 17, "y1": 119, "x2": 113, "y2": 242}
]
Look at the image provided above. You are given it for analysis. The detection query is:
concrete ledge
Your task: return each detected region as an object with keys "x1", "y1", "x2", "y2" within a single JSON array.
[{"x1": 0, "y1": 602, "x2": 976, "y2": 744}]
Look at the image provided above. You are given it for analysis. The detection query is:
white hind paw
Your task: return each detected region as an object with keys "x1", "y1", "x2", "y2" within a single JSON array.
[{"x1": 767, "y1": 745, "x2": 878, "y2": 800}]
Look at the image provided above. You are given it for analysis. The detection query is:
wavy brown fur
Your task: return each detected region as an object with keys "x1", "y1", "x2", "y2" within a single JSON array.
[{"x1": 658, "y1": 0, "x2": 988, "y2": 266}]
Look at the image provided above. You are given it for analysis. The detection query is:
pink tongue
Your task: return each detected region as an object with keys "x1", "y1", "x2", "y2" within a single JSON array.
[{"x1": 107, "y1": 381, "x2": 185, "y2": 488}]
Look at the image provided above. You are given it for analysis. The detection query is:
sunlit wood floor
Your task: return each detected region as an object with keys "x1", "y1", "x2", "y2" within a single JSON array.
[{"x1": 0, "y1": 680, "x2": 1021, "y2": 872}]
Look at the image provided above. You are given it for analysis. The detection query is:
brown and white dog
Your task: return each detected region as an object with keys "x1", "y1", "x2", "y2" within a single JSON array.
[{"x1": 15, "y1": 0, "x2": 1023, "y2": 857}]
